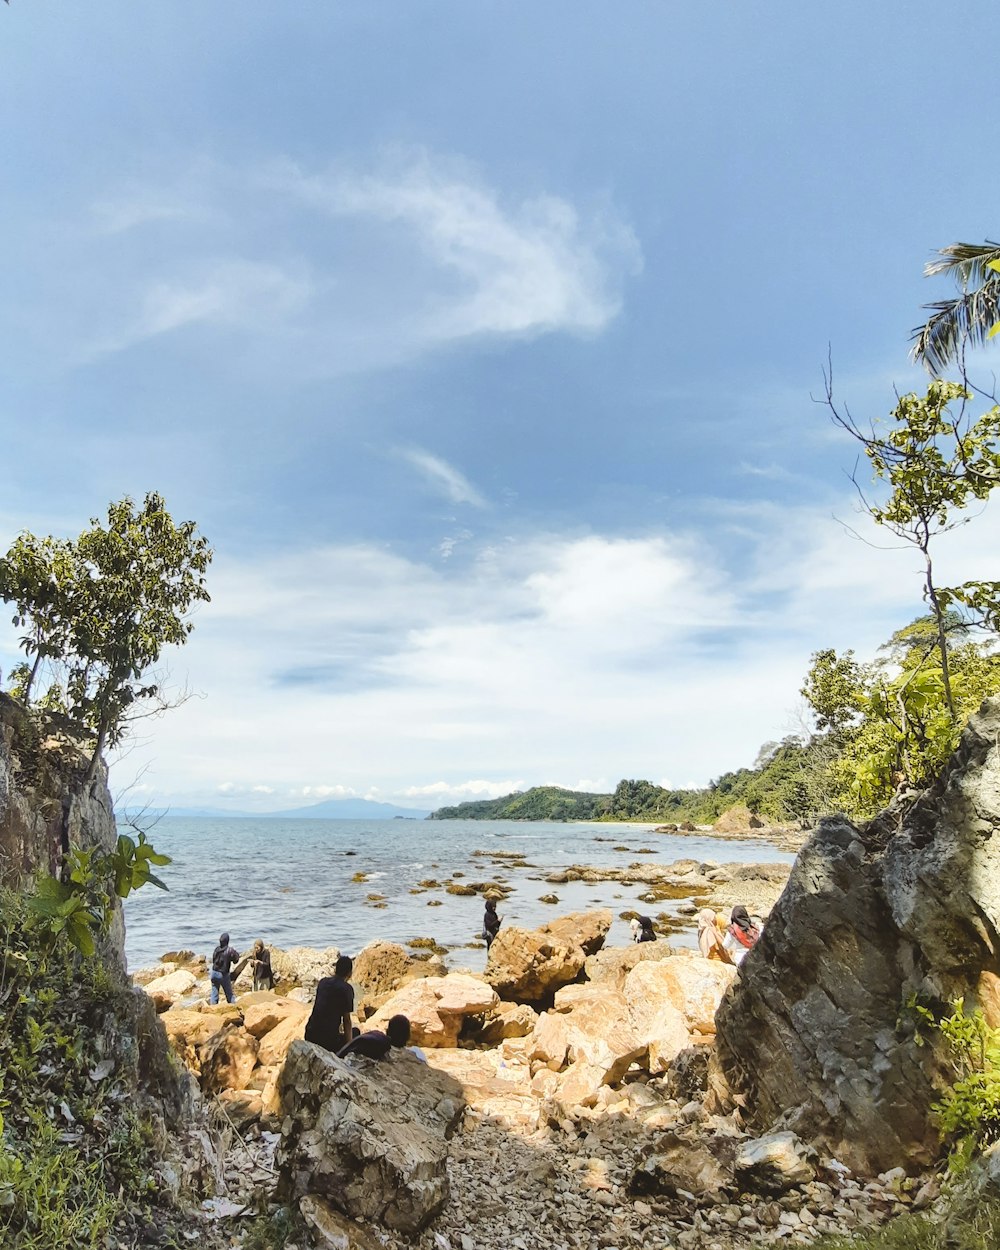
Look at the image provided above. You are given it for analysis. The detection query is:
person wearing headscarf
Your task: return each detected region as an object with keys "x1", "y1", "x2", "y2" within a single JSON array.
[
  {"x1": 697, "y1": 909, "x2": 733, "y2": 963},
  {"x1": 723, "y1": 904, "x2": 761, "y2": 965}
]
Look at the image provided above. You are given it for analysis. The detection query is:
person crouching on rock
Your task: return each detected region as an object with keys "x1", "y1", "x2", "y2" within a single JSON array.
[
  {"x1": 636, "y1": 916, "x2": 656, "y2": 943},
  {"x1": 210, "y1": 932, "x2": 241, "y2": 1004},
  {"x1": 483, "y1": 898, "x2": 502, "y2": 949},
  {"x1": 338, "y1": 1013, "x2": 412, "y2": 1061},
  {"x1": 697, "y1": 909, "x2": 734, "y2": 964},
  {"x1": 304, "y1": 954, "x2": 355, "y2": 1053},
  {"x1": 723, "y1": 905, "x2": 761, "y2": 965}
]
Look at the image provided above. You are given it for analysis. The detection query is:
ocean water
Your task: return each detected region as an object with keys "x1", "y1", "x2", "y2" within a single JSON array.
[{"x1": 122, "y1": 816, "x2": 797, "y2": 974}]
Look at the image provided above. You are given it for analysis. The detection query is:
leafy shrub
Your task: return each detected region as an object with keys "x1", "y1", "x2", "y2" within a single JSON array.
[{"x1": 0, "y1": 888, "x2": 159, "y2": 1248}]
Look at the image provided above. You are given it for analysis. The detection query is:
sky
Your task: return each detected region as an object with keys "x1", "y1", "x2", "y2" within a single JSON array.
[{"x1": 3, "y1": 2, "x2": 1000, "y2": 813}]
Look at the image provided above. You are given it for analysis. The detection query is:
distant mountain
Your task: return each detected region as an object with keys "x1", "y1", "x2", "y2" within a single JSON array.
[
  {"x1": 268, "y1": 798, "x2": 429, "y2": 820},
  {"x1": 122, "y1": 799, "x2": 430, "y2": 820}
]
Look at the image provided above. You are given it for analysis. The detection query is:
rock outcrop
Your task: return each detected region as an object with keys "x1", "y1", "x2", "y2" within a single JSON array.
[
  {"x1": 484, "y1": 908, "x2": 613, "y2": 1002},
  {"x1": 714, "y1": 698, "x2": 1000, "y2": 1173},
  {"x1": 366, "y1": 973, "x2": 499, "y2": 1047},
  {"x1": 277, "y1": 1039, "x2": 465, "y2": 1234}
]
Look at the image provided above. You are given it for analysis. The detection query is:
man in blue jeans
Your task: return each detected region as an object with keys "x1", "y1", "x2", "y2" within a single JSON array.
[{"x1": 210, "y1": 932, "x2": 241, "y2": 1004}]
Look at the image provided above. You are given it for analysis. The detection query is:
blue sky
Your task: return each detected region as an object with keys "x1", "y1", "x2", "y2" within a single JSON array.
[{"x1": 3, "y1": 2, "x2": 1000, "y2": 812}]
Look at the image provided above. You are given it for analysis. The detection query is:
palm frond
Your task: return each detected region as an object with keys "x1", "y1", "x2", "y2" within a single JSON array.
[
  {"x1": 923, "y1": 240, "x2": 1000, "y2": 283},
  {"x1": 912, "y1": 268, "x2": 1000, "y2": 372}
]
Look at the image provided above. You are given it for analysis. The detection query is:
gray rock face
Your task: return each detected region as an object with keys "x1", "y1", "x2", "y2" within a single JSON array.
[
  {"x1": 277, "y1": 1039, "x2": 465, "y2": 1234},
  {"x1": 714, "y1": 698, "x2": 1000, "y2": 1174},
  {"x1": 0, "y1": 693, "x2": 117, "y2": 883}
]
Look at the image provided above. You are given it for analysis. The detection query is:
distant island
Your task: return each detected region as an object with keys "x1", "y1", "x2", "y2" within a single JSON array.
[{"x1": 430, "y1": 779, "x2": 725, "y2": 822}]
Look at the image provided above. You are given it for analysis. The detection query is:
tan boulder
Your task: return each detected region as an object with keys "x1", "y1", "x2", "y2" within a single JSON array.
[
  {"x1": 625, "y1": 954, "x2": 736, "y2": 1034},
  {"x1": 977, "y1": 971, "x2": 1000, "y2": 1029},
  {"x1": 200, "y1": 1022, "x2": 259, "y2": 1094},
  {"x1": 550, "y1": 984, "x2": 646, "y2": 1081},
  {"x1": 367, "y1": 974, "x2": 498, "y2": 1048},
  {"x1": 714, "y1": 804, "x2": 762, "y2": 834},
  {"x1": 216, "y1": 1088, "x2": 264, "y2": 1131},
  {"x1": 485, "y1": 909, "x2": 613, "y2": 1002},
  {"x1": 299, "y1": 1195, "x2": 386, "y2": 1250},
  {"x1": 243, "y1": 997, "x2": 309, "y2": 1039},
  {"x1": 423, "y1": 1049, "x2": 539, "y2": 1130},
  {"x1": 476, "y1": 1001, "x2": 538, "y2": 1045},
  {"x1": 583, "y1": 939, "x2": 674, "y2": 988},
  {"x1": 257, "y1": 1007, "x2": 310, "y2": 1066},
  {"x1": 270, "y1": 945, "x2": 340, "y2": 990},
  {"x1": 142, "y1": 968, "x2": 198, "y2": 1012},
  {"x1": 161, "y1": 1008, "x2": 231, "y2": 1071},
  {"x1": 543, "y1": 910, "x2": 613, "y2": 956},
  {"x1": 352, "y1": 940, "x2": 419, "y2": 1013}
]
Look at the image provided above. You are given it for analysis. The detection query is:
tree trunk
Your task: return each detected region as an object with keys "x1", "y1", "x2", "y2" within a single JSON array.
[{"x1": 924, "y1": 553, "x2": 956, "y2": 722}]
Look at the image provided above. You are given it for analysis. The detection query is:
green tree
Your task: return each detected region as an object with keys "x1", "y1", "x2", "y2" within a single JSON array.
[
  {"x1": 911, "y1": 241, "x2": 1000, "y2": 373},
  {"x1": 802, "y1": 625, "x2": 1000, "y2": 817},
  {"x1": 0, "y1": 533, "x2": 76, "y2": 705},
  {"x1": 826, "y1": 379, "x2": 1000, "y2": 720},
  {"x1": 1, "y1": 493, "x2": 212, "y2": 778}
]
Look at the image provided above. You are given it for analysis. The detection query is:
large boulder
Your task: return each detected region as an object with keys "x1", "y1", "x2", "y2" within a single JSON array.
[
  {"x1": 142, "y1": 968, "x2": 199, "y2": 1012},
  {"x1": 277, "y1": 1039, "x2": 465, "y2": 1234},
  {"x1": 485, "y1": 909, "x2": 613, "y2": 1002},
  {"x1": 270, "y1": 946, "x2": 340, "y2": 990},
  {"x1": 198, "y1": 1022, "x2": 259, "y2": 1095},
  {"x1": 625, "y1": 955, "x2": 736, "y2": 1035},
  {"x1": 352, "y1": 940, "x2": 422, "y2": 1019},
  {"x1": 583, "y1": 939, "x2": 673, "y2": 988},
  {"x1": 366, "y1": 974, "x2": 498, "y2": 1047},
  {"x1": 714, "y1": 699, "x2": 1000, "y2": 1174}
]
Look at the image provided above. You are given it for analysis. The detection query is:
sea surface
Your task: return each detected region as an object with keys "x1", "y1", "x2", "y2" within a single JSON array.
[{"x1": 122, "y1": 816, "x2": 797, "y2": 973}]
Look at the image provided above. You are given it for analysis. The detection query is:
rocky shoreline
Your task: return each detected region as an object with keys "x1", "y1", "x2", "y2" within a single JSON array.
[{"x1": 137, "y1": 892, "x2": 928, "y2": 1249}]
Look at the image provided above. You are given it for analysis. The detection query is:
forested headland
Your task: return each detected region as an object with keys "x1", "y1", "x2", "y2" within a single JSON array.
[{"x1": 431, "y1": 613, "x2": 1000, "y2": 826}]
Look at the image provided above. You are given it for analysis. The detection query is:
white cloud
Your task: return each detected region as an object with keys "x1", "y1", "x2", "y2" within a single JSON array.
[
  {"x1": 295, "y1": 784, "x2": 358, "y2": 799},
  {"x1": 397, "y1": 448, "x2": 488, "y2": 508},
  {"x1": 289, "y1": 155, "x2": 641, "y2": 340},
  {"x1": 69, "y1": 152, "x2": 640, "y2": 375},
  {"x1": 400, "y1": 779, "x2": 526, "y2": 800}
]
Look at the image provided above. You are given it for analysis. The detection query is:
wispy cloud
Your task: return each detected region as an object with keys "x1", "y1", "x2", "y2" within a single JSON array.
[
  {"x1": 284, "y1": 154, "x2": 641, "y2": 339},
  {"x1": 68, "y1": 152, "x2": 640, "y2": 374},
  {"x1": 88, "y1": 490, "x2": 1000, "y2": 811},
  {"x1": 397, "y1": 447, "x2": 488, "y2": 508}
]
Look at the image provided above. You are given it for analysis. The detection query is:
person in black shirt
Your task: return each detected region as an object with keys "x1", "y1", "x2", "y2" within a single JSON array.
[
  {"x1": 338, "y1": 1014, "x2": 411, "y2": 1062},
  {"x1": 636, "y1": 916, "x2": 657, "y2": 944},
  {"x1": 483, "y1": 899, "x2": 502, "y2": 950},
  {"x1": 210, "y1": 932, "x2": 241, "y2": 1004},
  {"x1": 305, "y1": 954, "x2": 355, "y2": 1053}
]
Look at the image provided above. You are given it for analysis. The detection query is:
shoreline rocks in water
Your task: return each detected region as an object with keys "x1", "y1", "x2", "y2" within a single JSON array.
[{"x1": 141, "y1": 891, "x2": 944, "y2": 1248}]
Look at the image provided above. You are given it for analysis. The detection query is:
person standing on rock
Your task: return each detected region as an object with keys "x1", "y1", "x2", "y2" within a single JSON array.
[
  {"x1": 304, "y1": 954, "x2": 355, "y2": 1052},
  {"x1": 248, "y1": 939, "x2": 274, "y2": 991},
  {"x1": 209, "y1": 932, "x2": 241, "y2": 1004},
  {"x1": 482, "y1": 898, "x2": 502, "y2": 950}
]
